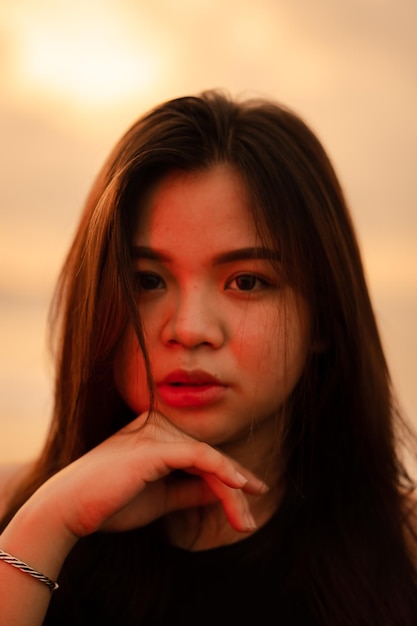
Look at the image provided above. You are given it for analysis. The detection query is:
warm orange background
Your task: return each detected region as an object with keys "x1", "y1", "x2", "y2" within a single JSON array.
[{"x1": 1, "y1": 0, "x2": 416, "y2": 463}]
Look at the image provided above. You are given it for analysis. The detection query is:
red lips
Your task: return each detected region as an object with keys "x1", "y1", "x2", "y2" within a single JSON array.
[
  {"x1": 161, "y1": 369, "x2": 221, "y2": 386},
  {"x1": 157, "y1": 370, "x2": 226, "y2": 408}
]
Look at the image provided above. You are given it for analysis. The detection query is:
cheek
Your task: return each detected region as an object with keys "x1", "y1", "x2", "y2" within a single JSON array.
[
  {"x1": 238, "y1": 301, "x2": 310, "y2": 392},
  {"x1": 278, "y1": 307, "x2": 311, "y2": 392}
]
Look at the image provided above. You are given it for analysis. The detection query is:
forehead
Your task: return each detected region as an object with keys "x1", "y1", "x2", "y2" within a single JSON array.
[{"x1": 133, "y1": 164, "x2": 260, "y2": 248}]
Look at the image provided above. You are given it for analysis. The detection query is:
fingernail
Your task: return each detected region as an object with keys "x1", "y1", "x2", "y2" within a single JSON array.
[
  {"x1": 234, "y1": 471, "x2": 248, "y2": 486},
  {"x1": 245, "y1": 511, "x2": 257, "y2": 530},
  {"x1": 258, "y1": 481, "x2": 270, "y2": 493}
]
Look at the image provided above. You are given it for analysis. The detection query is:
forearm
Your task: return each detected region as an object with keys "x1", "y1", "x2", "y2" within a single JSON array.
[{"x1": 0, "y1": 497, "x2": 78, "y2": 626}]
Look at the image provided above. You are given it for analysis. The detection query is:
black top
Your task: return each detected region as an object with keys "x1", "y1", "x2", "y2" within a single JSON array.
[
  {"x1": 45, "y1": 494, "x2": 316, "y2": 625},
  {"x1": 150, "y1": 516, "x2": 315, "y2": 625}
]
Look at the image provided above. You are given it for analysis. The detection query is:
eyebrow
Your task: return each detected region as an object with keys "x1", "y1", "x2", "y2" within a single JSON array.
[{"x1": 132, "y1": 245, "x2": 280, "y2": 264}]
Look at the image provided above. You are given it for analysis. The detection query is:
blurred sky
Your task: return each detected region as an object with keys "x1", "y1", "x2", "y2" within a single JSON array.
[{"x1": 0, "y1": 0, "x2": 416, "y2": 463}]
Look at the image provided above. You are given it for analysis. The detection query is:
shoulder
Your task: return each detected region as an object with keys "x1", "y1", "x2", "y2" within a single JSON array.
[{"x1": 0, "y1": 461, "x2": 34, "y2": 520}]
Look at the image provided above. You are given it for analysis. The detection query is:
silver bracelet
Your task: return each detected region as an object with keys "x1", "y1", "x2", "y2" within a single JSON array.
[{"x1": 0, "y1": 548, "x2": 59, "y2": 592}]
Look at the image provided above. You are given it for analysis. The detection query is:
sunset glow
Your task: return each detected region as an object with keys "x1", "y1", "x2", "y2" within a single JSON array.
[{"x1": 4, "y1": 3, "x2": 163, "y2": 106}]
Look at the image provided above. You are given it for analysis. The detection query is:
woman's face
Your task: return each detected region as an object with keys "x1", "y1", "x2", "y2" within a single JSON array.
[{"x1": 114, "y1": 164, "x2": 311, "y2": 447}]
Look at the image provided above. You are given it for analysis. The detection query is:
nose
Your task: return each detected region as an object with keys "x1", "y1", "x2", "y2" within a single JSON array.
[{"x1": 161, "y1": 285, "x2": 225, "y2": 349}]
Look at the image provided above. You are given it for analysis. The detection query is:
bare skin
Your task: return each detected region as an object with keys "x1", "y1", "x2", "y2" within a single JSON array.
[{"x1": 0, "y1": 410, "x2": 269, "y2": 625}]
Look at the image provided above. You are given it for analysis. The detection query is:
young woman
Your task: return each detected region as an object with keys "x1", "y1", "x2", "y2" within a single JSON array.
[{"x1": 0, "y1": 90, "x2": 416, "y2": 625}]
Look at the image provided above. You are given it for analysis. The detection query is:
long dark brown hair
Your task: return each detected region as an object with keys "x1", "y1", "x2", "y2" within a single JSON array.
[{"x1": 2, "y1": 90, "x2": 417, "y2": 624}]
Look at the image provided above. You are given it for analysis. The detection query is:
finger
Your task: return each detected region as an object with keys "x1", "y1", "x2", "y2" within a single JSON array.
[
  {"x1": 103, "y1": 478, "x2": 218, "y2": 533},
  {"x1": 158, "y1": 441, "x2": 269, "y2": 495},
  {"x1": 182, "y1": 463, "x2": 269, "y2": 496},
  {"x1": 201, "y1": 472, "x2": 257, "y2": 533},
  {"x1": 164, "y1": 476, "x2": 218, "y2": 512},
  {"x1": 120, "y1": 413, "x2": 270, "y2": 496}
]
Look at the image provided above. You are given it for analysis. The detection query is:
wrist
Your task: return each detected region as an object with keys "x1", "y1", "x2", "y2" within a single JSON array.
[{"x1": 0, "y1": 491, "x2": 79, "y2": 584}]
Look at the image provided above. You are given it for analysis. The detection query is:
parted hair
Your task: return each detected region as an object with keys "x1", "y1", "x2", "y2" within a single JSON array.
[{"x1": 2, "y1": 90, "x2": 417, "y2": 624}]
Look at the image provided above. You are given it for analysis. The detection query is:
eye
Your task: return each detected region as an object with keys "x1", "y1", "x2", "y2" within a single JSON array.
[
  {"x1": 135, "y1": 272, "x2": 165, "y2": 291},
  {"x1": 228, "y1": 274, "x2": 270, "y2": 291}
]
